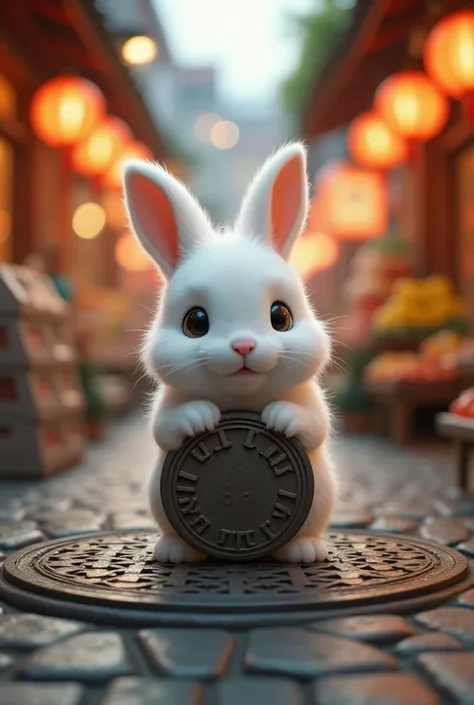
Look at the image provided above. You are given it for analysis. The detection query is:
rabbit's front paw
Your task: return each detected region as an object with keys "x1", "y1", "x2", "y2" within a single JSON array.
[
  {"x1": 273, "y1": 536, "x2": 328, "y2": 564},
  {"x1": 153, "y1": 535, "x2": 205, "y2": 564},
  {"x1": 262, "y1": 401, "x2": 301, "y2": 438},
  {"x1": 155, "y1": 401, "x2": 221, "y2": 450}
]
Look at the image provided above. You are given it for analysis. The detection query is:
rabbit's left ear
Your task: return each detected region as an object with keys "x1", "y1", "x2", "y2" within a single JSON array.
[{"x1": 234, "y1": 142, "x2": 309, "y2": 259}]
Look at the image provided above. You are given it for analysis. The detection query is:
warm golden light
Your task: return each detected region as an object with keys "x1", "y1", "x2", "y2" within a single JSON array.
[
  {"x1": 317, "y1": 162, "x2": 388, "y2": 240},
  {"x1": 0, "y1": 209, "x2": 11, "y2": 245},
  {"x1": 115, "y1": 232, "x2": 151, "y2": 271},
  {"x1": 30, "y1": 76, "x2": 105, "y2": 148},
  {"x1": 121, "y1": 36, "x2": 158, "y2": 66},
  {"x1": 424, "y1": 11, "x2": 474, "y2": 97},
  {"x1": 104, "y1": 141, "x2": 152, "y2": 189},
  {"x1": 71, "y1": 117, "x2": 131, "y2": 177},
  {"x1": 72, "y1": 202, "x2": 106, "y2": 240},
  {"x1": 348, "y1": 111, "x2": 408, "y2": 169},
  {"x1": 375, "y1": 71, "x2": 448, "y2": 142},
  {"x1": 193, "y1": 113, "x2": 220, "y2": 141},
  {"x1": 210, "y1": 120, "x2": 240, "y2": 149},
  {"x1": 290, "y1": 232, "x2": 339, "y2": 279}
]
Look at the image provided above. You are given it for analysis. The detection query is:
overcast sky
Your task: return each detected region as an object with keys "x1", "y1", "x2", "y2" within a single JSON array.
[{"x1": 155, "y1": 0, "x2": 319, "y2": 108}]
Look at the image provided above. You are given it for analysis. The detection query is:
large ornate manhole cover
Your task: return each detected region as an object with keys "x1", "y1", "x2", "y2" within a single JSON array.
[{"x1": 0, "y1": 530, "x2": 471, "y2": 627}]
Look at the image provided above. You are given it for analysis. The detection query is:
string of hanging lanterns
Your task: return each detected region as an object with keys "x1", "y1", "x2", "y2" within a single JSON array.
[
  {"x1": 29, "y1": 74, "x2": 152, "y2": 187},
  {"x1": 347, "y1": 9, "x2": 474, "y2": 175}
]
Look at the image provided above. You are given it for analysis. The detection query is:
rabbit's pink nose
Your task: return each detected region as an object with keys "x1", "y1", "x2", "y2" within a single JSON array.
[{"x1": 232, "y1": 339, "x2": 256, "y2": 356}]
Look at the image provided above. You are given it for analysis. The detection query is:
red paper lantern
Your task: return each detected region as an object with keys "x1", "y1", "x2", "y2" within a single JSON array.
[
  {"x1": 348, "y1": 111, "x2": 408, "y2": 169},
  {"x1": 290, "y1": 232, "x2": 339, "y2": 279},
  {"x1": 30, "y1": 75, "x2": 105, "y2": 148},
  {"x1": 424, "y1": 11, "x2": 474, "y2": 97},
  {"x1": 104, "y1": 140, "x2": 153, "y2": 189},
  {"x1": 317, "y1": 162, "x2": 388, "y2": 240},
  {"x1": 71, "y1": 116, "x2": 131, "y2": 177},
  {"x1": 375, "y1": 70, "x2": 449, "y2": 142}
]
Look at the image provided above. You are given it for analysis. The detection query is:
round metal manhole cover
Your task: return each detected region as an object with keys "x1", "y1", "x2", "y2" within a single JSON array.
[{"x1": 0, "y1": 530, "x2": 471, "y2": 627}]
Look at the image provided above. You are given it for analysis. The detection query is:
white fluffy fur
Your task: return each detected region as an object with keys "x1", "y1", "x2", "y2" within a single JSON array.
[{"x1": 122, "y1": 142, "x2": 336, "y2": 565}]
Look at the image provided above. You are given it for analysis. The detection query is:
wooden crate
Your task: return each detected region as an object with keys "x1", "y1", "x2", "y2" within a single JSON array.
[{"x1": 436, "y1": 412, "x2": 474, "y2": 491}]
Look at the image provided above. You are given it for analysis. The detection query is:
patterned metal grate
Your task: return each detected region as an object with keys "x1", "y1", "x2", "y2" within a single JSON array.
[{"x1": 1, "y1": 530, "x2": 470, "y2": 626}]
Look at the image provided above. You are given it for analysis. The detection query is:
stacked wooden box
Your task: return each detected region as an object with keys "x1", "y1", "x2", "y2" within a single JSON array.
[{"x1": 0, "y1": 264, "x2": 85, "y2": 478}]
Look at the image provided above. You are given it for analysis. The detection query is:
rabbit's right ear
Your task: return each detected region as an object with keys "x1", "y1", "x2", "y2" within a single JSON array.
[{"x1": 122, "y1": 161, "x2": 214, "y2": 279}]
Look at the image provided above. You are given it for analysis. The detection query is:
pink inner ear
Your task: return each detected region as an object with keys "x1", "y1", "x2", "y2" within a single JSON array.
[
  {"x1": 131, "y1": 172, "x2": 179, "y2": 269},
  {"x1": 270, "y1": 156, "x2": 302, "y2": 253}
]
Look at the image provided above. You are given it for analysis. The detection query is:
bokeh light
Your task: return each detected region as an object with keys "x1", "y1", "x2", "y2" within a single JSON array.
[
  {"x1": 30, "y1": 75, "x2": 105, "y2": 148},
  {"x1": 121, "y1": 36, "x2": 158, "y2": 66},
  {"x1": 193, "y1": 113, "x2": 220, "y2": 141},
  {"x1": 290, "y1": 232, "x2": 339, "y2": 279},
  {"x1": 72, "y1": 202, "x2": 106, "y2": 240},
  {"x1": 71, "y1": 117, "x2": 131, "y2": 178},
  {"x1": 210, "y1": 120, "x2": 240, "y2": 149}
]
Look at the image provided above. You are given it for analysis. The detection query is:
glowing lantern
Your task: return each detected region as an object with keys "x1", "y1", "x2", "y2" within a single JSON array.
[
  {"x1": 317, "y1": 162, "x2": 388, "y2": 240},
  {"x1": 104, "y1": 140, "x2": 152, "y2": 189},
  {"x1": 290, "y1": 232, "x2": 339, "y2": 279},
  {"x1": 30, "y1": 75, "x2": 105, "y2": 148},
  {"x1": 424, "y1": 11, "x2": 474, "y2": 97},
  {"x1": 115, "y1": 232, "x2": 151, "y2": 271},
  {"x1": 348, "y1": 111, "x2": 408, "y2": 169},
  {"x1": 375, "y1": 71, "x2": 448, "y2": 142},
  {"x1": 71, "y1": 116, "x2": 131, "y2": 177}
]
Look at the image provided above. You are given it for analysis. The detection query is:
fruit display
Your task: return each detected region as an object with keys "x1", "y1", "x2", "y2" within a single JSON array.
[
  {"x1": 372, "y1": 275, "x2": 469, "y2": 339},
  {"x1": 364, "y1": 351, "x2": 457, "y2": 384},
  {"x1": 364, "y1": 330, "x2": 464, "y2": 384},
  {"x1": 450, "y1": 388, "x2": 474, "y2": 417}
]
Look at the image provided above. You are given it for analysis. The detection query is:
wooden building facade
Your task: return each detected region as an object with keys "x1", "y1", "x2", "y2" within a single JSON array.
[
  {"x1": 302, "y1": 0, "x2": 474, "y2": 323},
  {"x1": 0, "y1": 0, "x2": 168, "y2": 285}
]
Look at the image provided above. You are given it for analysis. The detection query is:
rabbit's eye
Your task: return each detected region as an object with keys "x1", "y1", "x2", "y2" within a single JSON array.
[
  {"x1": 270, "y1": 302, "x2": 292, "y2": 332},
  {"x1": 183, "y1": 307, "x2": 209, "y2": 338}
]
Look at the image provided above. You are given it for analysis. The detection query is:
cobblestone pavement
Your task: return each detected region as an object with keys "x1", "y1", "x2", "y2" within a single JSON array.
[{"x1": 1, "y1": 412, "x2": 474, "y2": 704}]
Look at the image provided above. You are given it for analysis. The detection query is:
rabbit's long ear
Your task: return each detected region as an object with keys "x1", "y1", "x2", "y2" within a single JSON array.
[
  {"x1": 234, "y1": 142, "x2": 309, "y2": 259},
  {"x1": 122, "y1": 160, "x2": 214, "y2": 278}
]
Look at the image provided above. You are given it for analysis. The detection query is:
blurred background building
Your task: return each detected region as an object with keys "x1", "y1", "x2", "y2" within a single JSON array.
[{"x1": 2, "y1": 0, "x2": 474, "y2": 451}]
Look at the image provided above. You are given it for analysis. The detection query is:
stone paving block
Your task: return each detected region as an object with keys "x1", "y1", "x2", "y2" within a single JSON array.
[
  {"x1": 415, "y1": 607, "x2": 474, "y2": 645},
  {"x1": 457, "y1": 540, "x2": 474, "y2": 557},
  {"x1": 311, "y1": 615, "x2": 415, "y2": 644},
  {"x1": 419, "y1": 517, "x2": 469, "y2": 546},
  {"x1": 433, "y1": 496, "x2": 474, "y2": 517},
  {"x1": 395, "y1": 632, "x2": 465, "y2": 656},
  {"x1": 0, "y1": 521, "x2": 45, "y2": 550},
  {"x1": 313, "y1": 672, "x2": 442, "y2": 705},
  {"x1": 0, "y1": 652, "x2": 13, "y2": 669},
  {"x1": 455, "y1": 589, "x2": 474, "y2": 608},
  {"x1": 369, "y1": 517, "x2": 418, "y2": 533},
  {"x1": 0, "y1": 614, "x2": 85, "y2": 648},
  {"x1": 0, "y1": 682, "x2": 84, "y2": 705},
  {"x1": 217, "y1": 678, "x2": 304, "y2": 705},
  {"x1": 19, "y1": 631, "x2": 135, "y2": 682},
  {"x1": 101, "y1": 677, "x2": 203, "y2": 705},
  {"x1": 245, "y1": 628, "x2": 397, "y2": 678},
  {"x1": 139, "y1": 628, "x2": 234, "y2": 679},
  {"x1": 330, "y1": 510, "x2": 374, "y2": 528},
  {"x1": 41, "y1": 509, "x2": 106, "y2": 538},
  {"x1": 24, "y1": 498, "x2": 73, "y2": 522},
  {"x1": 417, "y1": 651, "x2": 474, "y2": 704}
]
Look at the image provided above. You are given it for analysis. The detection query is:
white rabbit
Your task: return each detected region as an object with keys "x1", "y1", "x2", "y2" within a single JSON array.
[{"x1": 122, "y1": 142, "x2": 336, "y2": 565}]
